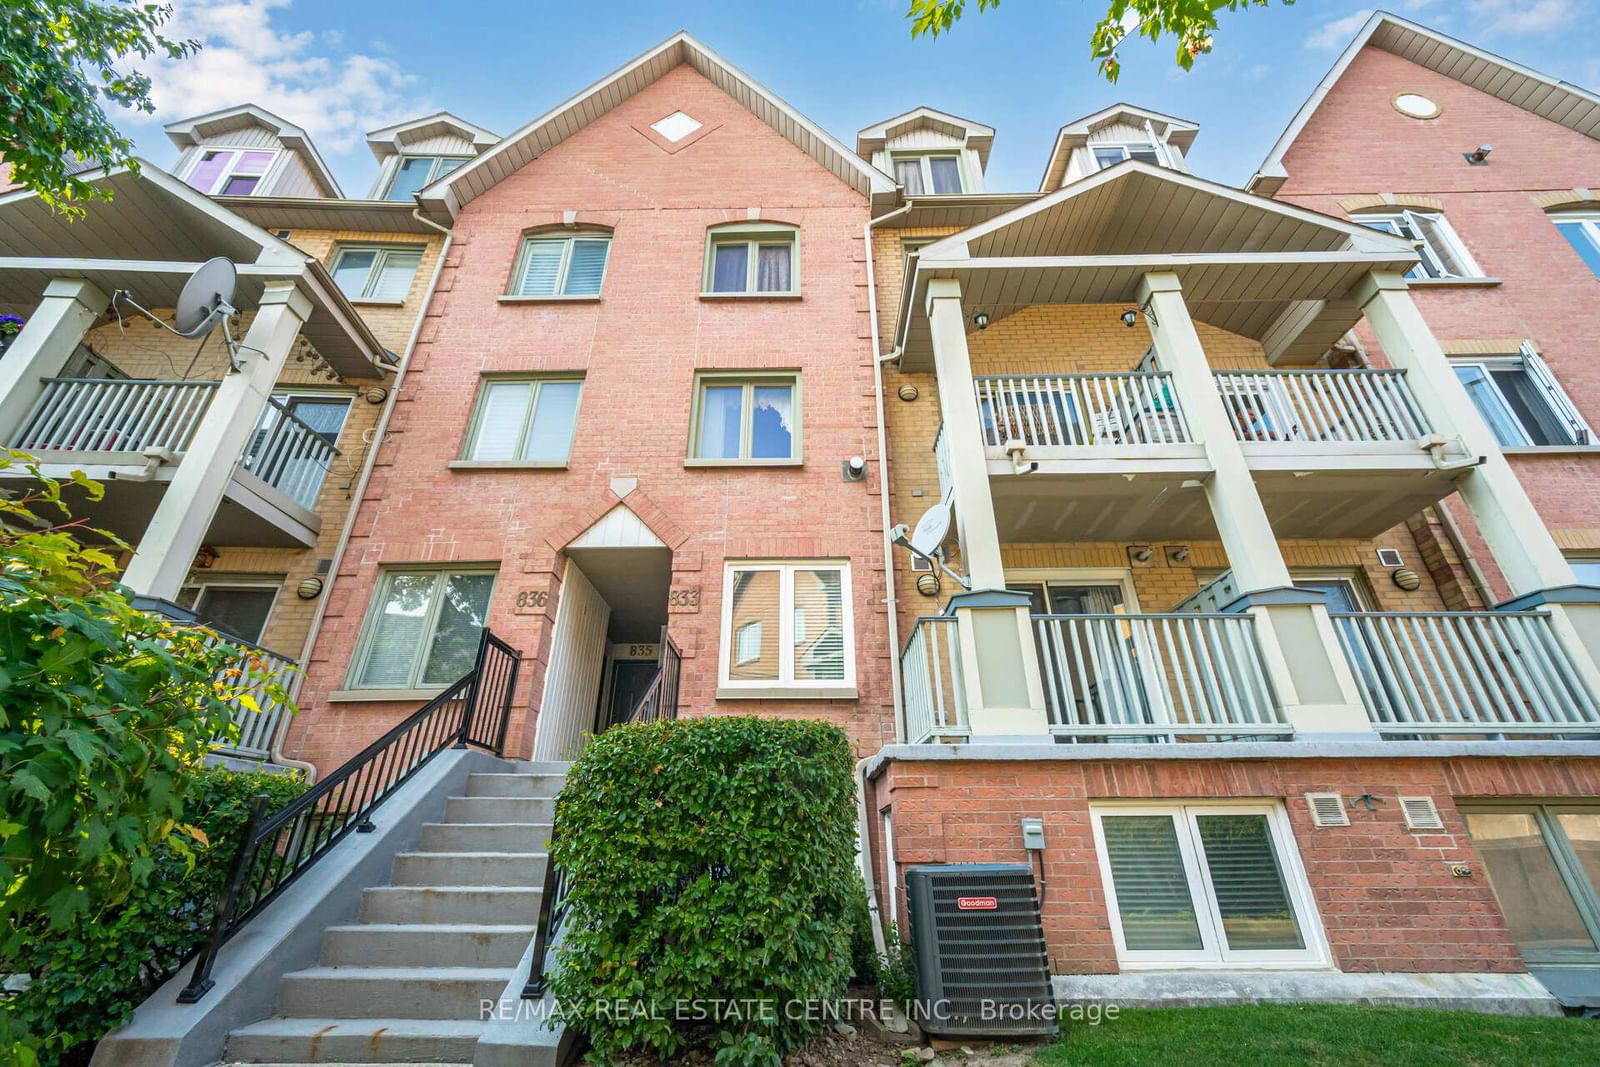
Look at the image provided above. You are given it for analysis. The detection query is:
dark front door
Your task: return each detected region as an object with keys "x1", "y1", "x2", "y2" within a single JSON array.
[{"x1": 605, "y1": 659, "x2": 659, "y2": 729}]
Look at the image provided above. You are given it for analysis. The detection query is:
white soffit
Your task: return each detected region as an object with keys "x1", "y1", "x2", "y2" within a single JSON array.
[
  {"x1": 1251, "y1": 10, "x2": 1600, "y2": 194},
  {"x1": 569, "y1": 505, "x2": 667, "y2": 550}
]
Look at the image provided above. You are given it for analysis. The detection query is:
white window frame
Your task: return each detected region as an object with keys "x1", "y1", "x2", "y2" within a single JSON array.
[
  {"x1": 717, "y1": 560, "x2": 855, "y2": 694},
  {"x1": 735, "y1": 621, "x2": 763, "y2": 665},
  {"x1": 461, "y1": 375, "x2": 584, "y2": 465},
  {"x1": 1358, "y1": 210, "x2": 1482, "y2": 280},
  {"x1": 507, "y1": 232, "x2": 612, "y2": 298},
  {"x1": 891, "y1": 152, "x2": 966, "y2": 195},
  {"x1": 1452, "y1": 343, "x2": 1591, "y2": 447},
  {"x1": 382, "y1": 154, "x2": 471, "y2": 199},
  {"x1": 1090, "y1": 801, "x2": 1330, "y2": 969},
  {"x1": 180, "y1": 147, "x2": 281, "y2": 196},
  {"x1": 1555, "y1": 214, "x2": 1600, "y2": 277},
  {"x1": 703, "y1": 223, "x2": 800, "y2": 296},
  {"x1": 330, "y1": 244, "x2": 425, "y2": 303},
  {"x1": 1091, "y1": 142, "x2": 1165, "y2": 170},
  {"x1": 348, "y1": 567, "x2": 499, "y2": 692}
]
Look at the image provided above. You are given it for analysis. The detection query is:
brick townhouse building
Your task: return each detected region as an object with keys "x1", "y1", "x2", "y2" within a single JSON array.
[{"x1": 7, "y1": 9, "x2": 1600, "y2": 1065}]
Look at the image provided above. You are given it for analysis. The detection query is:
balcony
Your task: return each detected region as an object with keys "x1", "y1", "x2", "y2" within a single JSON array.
[
  {"x1": 5, "y1": 377, "x2": 337, "y2": 547},
  {"x1": 901, "y1": 615, "x2": 969, "y2": 744},
  {"x1": 209, "y1": 635, "x2": 299, "y2": 759}
]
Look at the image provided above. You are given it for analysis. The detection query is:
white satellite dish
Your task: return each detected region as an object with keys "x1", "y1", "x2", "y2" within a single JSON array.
[
  {"x1": 174, "y1": 257, "x2": 238, "y2": 338},
  {"x1": 909, "y1": 502, "x2": 952, "y2": 557}
]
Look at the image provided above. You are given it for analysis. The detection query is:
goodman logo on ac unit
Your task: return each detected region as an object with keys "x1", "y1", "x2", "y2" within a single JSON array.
[{"x1": 956, "y1": 896, "x2": 998, "y2": 911}]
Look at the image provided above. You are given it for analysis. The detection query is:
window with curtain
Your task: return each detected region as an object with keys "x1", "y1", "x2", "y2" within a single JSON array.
[
  {"x1": 352, "y1": 569, "x2": 497, "y2": 690},
  {"x1": 704, "y1": 224, "x2": 798, "y2": 295},
  {"x1": 330, "y1": 245, "x2": 425, "y2": 302},
  {"x1": 892, "y1": 154, "x2": 964, "y2": 195},
  {"x1": 1093, "y1": 803, "x2": 1322, "y2": 965},
  {"x1": 1451, "y1": 347, "x2": 1590, "y2": 447},
  {"x1": 382, "y1": 154, "x2": 471, "y2": 200},
  {"x1": 510, "y1": 233, "x2": 612, "y2": 297},
  {"x1": 721, "y1": 562, "x2": 853, "y2": 690},
  {"x1": 1357, "y1": 210, "x2": 1480, "y2": 280},
  {"x1": 184, "y1": 148, "x2": 278, "y2": 195},
  {"x1": 690, "y1": 374, "x2": 798, "y2": 462},
  {"x1": 1556, "y1": 215, "x2": 1600, "y2": 279},
  {"x1": 464, "y1": 377, "x2": 583, "y2": 463}
]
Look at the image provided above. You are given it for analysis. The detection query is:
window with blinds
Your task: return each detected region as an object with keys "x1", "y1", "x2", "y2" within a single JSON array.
[
  {"x1": 720, "y1": 562, "x2": 853, "y2": 690},
  {"x1": 330, "y1": 245, "x2": 425, "y2": 302},
  {"x1": 1093, "y1": 804, "x2": 1323, "y2": 965},
  {"x1": 351, "y1": 569, "x2": 497, "y2": 691},
  {"x1": 463, "y1": 377, "x2": 583, "y2": 464},
  {"x1": 510, "y1": 233, "x2": 612, "y2": 297}
]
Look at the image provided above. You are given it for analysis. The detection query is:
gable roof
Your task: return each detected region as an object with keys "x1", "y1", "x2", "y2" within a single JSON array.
[
  {"x1": 1250, "y1": 10, "x2": 1600, "y2": 195},
  {"x1": 164, "y1": 104, "x2": 343, "y2": 198},
  {"x1": 365, "y1": 112, "x2": 500, "y2": 160},
  {"x1": 855, "y1": 106, "x2": 996, "y2": 168},
  {"x1": 1038, "y1": 104, "x2": 1199, "y2": 192},
  {"x1": 417, "y1": 30, "x2": 895, "y2": 222}
]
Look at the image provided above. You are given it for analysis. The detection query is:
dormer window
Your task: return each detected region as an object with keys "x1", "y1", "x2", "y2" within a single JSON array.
[
  {"x1": 183, "y1": 148, "x2": 278, "y2": 196},
  {"x1": 892, "y1": 153, "x2": 964, "y2": 195},
  {"x1": 1093, "y1": 143, "x2": 1163, "y2": 170},
  {"x1": 383, "y1": 154, "x2": 472, "y2": 201}
]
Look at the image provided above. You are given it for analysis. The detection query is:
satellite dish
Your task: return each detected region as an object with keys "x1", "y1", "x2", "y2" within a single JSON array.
[
  {"x1": 909, "y1": 502, "x2": 952, "y2": 558},
  {"x1": 174, "y1": 257, "x2": 238, "y2": 338}
]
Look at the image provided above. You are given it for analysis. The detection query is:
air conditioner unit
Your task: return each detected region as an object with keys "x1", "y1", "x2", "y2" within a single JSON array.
[{"x1": 905, "y1": 864, "x2": 1057, "y2": 1038}]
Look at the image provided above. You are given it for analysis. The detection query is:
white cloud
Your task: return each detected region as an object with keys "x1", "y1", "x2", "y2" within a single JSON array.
[
  {"x1": 1305, "y1": 10, "x2": 1373, "y2": 51},
  {"x1": 1466, "y1": 0, "x2": 1579, "y2": 34},
  {"x1": 125, "y1": 0, "x2": 428, "y2": 154}
]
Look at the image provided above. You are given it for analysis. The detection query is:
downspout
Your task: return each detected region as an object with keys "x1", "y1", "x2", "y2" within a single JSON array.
[
  {"x1": 269, "y1": 206, "x2": 454, "y2": 779},
  {"x1": 857, "y1": 201, "x2": 915, "y2": 958}
]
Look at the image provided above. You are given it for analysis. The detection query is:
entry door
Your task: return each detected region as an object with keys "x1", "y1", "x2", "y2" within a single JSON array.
[
  {"x1": 533, "y1": 560, "x2": 611, "y2": 761},
  {"x1": 604, "y1": 660, "x2": 659, "y2": 730}
]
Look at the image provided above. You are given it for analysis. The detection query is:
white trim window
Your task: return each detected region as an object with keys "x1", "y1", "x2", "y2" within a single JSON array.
[
  {"x1": 183, "y1": 148, "x2": 279, "y2": 196},
  {"x1": 1358, "y1": 210, "x2": 1481, "y2": 280},
  {"x1": 1555, "y1": 214, "x2": 1600, "y2": 279},
  {"x1": 464, "y1": 377, "x2": 583, "y2": 464},
  {"x1": 719, "y1": 561, "x2": 853, "y2": 692},
  {"x1": 892, "y1": 153, "x2": 964, "y2": 195},
  {"x1": 704, "y1": 223, "x2": 798, "y2": 295},
  {"x1": 1452, "y1": 344, "x2": 1591, "y2": 447},
  {"x1": 177, "y1": 578, "x2": 281, "y2": 645},
  {"x1": 330, "y1": 245, "x2": 425, "y2": 302},
  {"x1": 510, "y1": 232, "x2": 612, "y2": 298},
  {"x1": 1091, "y1": 802, "x2": 1327, "y2": 968},
  {"x1": 384, "y1": 154, "x2": 471, "y2": 201},
  {"x1": 351, "y1": 569, "x2": 498, "y2": 690},
  {"x1": 1092, "y1": 142, "x2": 1163, "y2": 170}
]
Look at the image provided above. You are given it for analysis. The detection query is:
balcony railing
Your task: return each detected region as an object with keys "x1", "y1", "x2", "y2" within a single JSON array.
[
  {"x1": 208, "y1": 634, "x2": 300, "y2": 759},
  {"x1": 1331, "y1": 611, "x2": 1600, "y2": 735},
  {"x1": 1214, "y1": 369, "x2": 1432, "y2": 444},
  {"x1": 932, "y1": 421, "x2": 952, "y2": 501},
  {"x1": 240, "y1": 399, "x2": 341, "y2": 511},
  {"x1": 9, "y1": 377, "x2": 217, "y2": 454},
  {"x1": 976, "y1": 373, "x2": 1189, "y2": 448},
  {"x1": 1033, "y1": 613, "x2": 1288, "y2": 740},
  {"x1": 902, "y1": 615, "x2": 968, "y2": 743}
]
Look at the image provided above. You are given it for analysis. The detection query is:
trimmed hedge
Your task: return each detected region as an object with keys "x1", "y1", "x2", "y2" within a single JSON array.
[
  {"x1": 547, "y1": 717, "x2": 859, "y2": 1065},
  {"x1": 2, "y1": 764, "x2": 307, "y2": 1066}
]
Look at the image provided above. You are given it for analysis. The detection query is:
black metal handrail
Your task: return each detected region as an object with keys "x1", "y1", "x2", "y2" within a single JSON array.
[
  {"x1": 177, "y1": 629, "x2": 520, "y2": 1003},
  {"x1": 625, "y1": 628, "x2": 683, "y2": 726}
]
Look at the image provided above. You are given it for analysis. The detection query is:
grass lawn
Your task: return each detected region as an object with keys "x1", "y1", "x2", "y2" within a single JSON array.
[{"x1": 1033, "y1": 1003, "x2": 1600, "y2": 1066}]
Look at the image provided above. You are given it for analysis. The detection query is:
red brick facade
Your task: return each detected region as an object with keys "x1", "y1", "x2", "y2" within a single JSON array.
[{"x1": 287, "y1": 65, "x2": 891, "y2": 768}]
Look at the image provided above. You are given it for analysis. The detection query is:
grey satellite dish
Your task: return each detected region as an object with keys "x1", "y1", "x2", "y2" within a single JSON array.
[
  {"x1": 174, "y1": 257, "x2": 238, "y2": 338},
  {"x1": 909, "y1": 501, "x2": 952, "y2": 557}
]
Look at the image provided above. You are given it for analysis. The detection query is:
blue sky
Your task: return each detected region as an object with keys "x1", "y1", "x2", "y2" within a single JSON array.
[{"x1": 118, "y1": 1, "x2": 1600, "y2": 198}]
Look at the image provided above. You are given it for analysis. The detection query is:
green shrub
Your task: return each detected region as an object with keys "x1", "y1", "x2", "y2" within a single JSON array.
[
  {"x1": 547, "y1": 717, "x2": 859, "y2": 1066},
  {"x1": 875, "y1": 927, "x2": 918, "y2": 1009},
  {"x1": 2, "y1": 764, "x2": 306, "y2": 1065}
]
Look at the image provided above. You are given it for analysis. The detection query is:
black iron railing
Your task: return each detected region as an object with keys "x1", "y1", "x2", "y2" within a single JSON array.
[
  {"x1": 177, "y1": 629, "x2": 520, "y2": 1003},
  {"x1": 626, "y1": 628, "x2": 682, "y2": 725}
]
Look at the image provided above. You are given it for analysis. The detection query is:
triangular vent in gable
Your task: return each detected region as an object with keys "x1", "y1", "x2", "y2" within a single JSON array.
[
  {"x1": 1399, "y1": 796, "x2": 1444, "y2": 831},
  {"x1": 1305, "y1": 793, "x2": 1349, "y2": 828}
]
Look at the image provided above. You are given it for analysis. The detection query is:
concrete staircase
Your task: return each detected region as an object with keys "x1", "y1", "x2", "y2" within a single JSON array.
[{"x1": 223, "y1": 762, "x2": 565, "y2": 1065}]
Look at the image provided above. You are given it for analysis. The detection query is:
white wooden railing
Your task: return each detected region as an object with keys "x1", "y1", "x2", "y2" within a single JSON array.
[
  {"x1": 975, "y1": 373, "x2": 1189, "y2": 448},
  {"x1": 932, "y1": 421, "x2": 952, "y2": 501},
  {"x1": 1331, "y1": 611, "x2": 1600, "y2": 735},
  {"x1": 240, "y1": 399, "x2": 341, "y2": 510},
  {"x1": 1033, "y1": 613, "x2": 1287, "y2": 740},
  {"x1": 1214, "y1": 369, "x2": 1432, "y2": 444},
  {"x1": 208, "y1": 635, "x2": 300, "y2": 758},
  {"x1": 901, "y1": 616, "x2": 968, "y2": 743},
  {"x1": 9, "y1": 377, "x2": 217, "y2": 453}
]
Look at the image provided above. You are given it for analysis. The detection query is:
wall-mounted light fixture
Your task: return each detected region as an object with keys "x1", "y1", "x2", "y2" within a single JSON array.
[
  {"x1": 1120, "y1": 301, "x2": 1159, "y2": 328},
  {"x1": 973, "y1": 311, "x2": 991, "y2": 330},
  {"x1": 897, "y1": 383, "x2": 919, "y2": 402}
]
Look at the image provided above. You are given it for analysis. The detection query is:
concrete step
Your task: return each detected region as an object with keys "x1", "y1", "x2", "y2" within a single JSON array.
[
  {"x1": 277, "y1": 967, "x2": 513, "y2": 1020},
  {"x1": 465, "y1": 772, "x2": 564, "y2": 798},
  {"x1": 419, "y1": 821, "x2": 551, "y2": 853},
  {"x1": 444, "y1": 796, "x2": 555, "y2": 824},
  {"x1": 225, "y1": 1016, "x2": 486, "y2": 1063},
  {"x1": 360, "y1": 886, "x2": 542, "y2": 925},
  {"x1": 391, "y1": 851, "x2": 546, "y2": 887},
  {"x1": 508, "y1": 760, "x2": 571, "y2": 775},
  {"x1": 320, "y1": 923, "x2": 535, "y2": 968}
]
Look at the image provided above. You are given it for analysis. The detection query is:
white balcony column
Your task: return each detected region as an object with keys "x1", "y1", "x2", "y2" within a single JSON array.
[
  {"x1": 1139, "y1": 271, "x2": 1373, "y2": 737},
  {"x1": 122, "y1": 282, "x2": 312, "y2": 601},
  {"x1": 0, "y1": 278, "x2": 110, "y2": 438},
  {"x1": 925, "y1": 278, "x2": 1050, "y2": 740},
  {"x1": 1355, "y1": 269, "x2": 1600, "y2": 691}
]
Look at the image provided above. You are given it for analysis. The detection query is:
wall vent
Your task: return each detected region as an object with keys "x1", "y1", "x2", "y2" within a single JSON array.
[
  {"x1": 1376, "y1": 547, "x2": 1405, "y2": 567},
  {"x1": 1305, "y1": 793, "x2": 1349, "y2": 827},
  {"x1": 1400, "y1": 796, "x2": 1445, "y2": 831}
]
